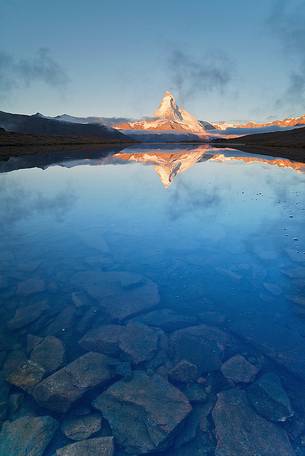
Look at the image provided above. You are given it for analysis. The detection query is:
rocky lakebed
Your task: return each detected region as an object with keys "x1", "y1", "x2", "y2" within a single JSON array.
[
  {"x1": 0, "y1": 265, "x2": 304, "y2": 456},
  {"x1": 0, "y1": 148, "x2": 304, "y2": 455}
]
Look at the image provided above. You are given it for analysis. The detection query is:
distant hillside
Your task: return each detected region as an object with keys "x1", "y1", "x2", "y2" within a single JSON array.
[
  {"x1": 220, "y1": 125, "x2": 305, "y2": 147},
  {"x1": 0, "y1": 111, "x2": 131, "y2": 142},
  {"x1": 54, "y1": 114, "x2": 133, "y2": 128},
  {"x1": 215, "y1": 125, "x2": 305, "y2": 162},
  {"x1": 0, "y1": 129, "x2": 133, "y2": 160}
]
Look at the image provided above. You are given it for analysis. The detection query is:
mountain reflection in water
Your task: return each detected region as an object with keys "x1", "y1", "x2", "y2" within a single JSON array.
[
  {"x1": 115, "y1": 145, "x2": 305, "y2": 188},
  {"x1": 1, "y1": 144, "x2": 305, "y2": 187},
  {"x1": 0, "y1": 145, "x2": 304, "y2": 455}
]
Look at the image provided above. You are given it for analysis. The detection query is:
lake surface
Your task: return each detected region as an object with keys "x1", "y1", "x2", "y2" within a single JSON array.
[{"x1": 0, "y1": 144, "x2": 305, "y2": 455}]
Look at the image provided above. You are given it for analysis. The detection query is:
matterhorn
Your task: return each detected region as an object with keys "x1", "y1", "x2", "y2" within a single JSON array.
[
  {"x1": 115, "y1": 145, "x2": 209, "y2": 188},
  {"x1": 115, "y1": 91, "x2": 206, "y2": 134}
]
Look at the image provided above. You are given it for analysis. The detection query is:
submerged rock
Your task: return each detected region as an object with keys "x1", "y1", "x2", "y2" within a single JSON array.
[
  {"x1": 80, "y1": 322, "x2": 162, "y2": 364},
  {"x1": 44, "y1": 305, "x2": 76, "y2": 336},
  {"x1": 119, "y1": 323, "x2": 162, "y2": 364},
  {"x1": 198, "y1": 310, "x2": 226, "y2": 326},
  {"x1": 131, "y1": 308, "x2": 197, "y2": 331},
  {"x1": 61, "y1": 413, "x2": 102, "y2": 441},
  {"x1": 76, "y1": 307, "x2": 100, "y2": 335},
  {"x1": 16, "y1": 278, "x2": 45, "y2": 296},
  {"x1": 0, "y1": 350, "x2": 7, "y2": 369},
  {"x1": 0, "y1": 377, "x2": 10, "y2": 421},
  {"x1": 180, "y1": 383, "x2": 208, "y2": 403},
  {"x1": 77, "y1": 227, "x2": 110, "y2": 253},
  {"x1": 71, "y1": 291, "x2": 91, "y2": 308},
  {"x1": 167, "y1": 431, "x2": 215, "y2": 456},
  {"x1": 2, "y1": 349, "x2": 27, "y2": 378},
  {"x1": 212, "y1": 388, "x2": 294, "y2": 456},
  {"x1": 221, "y1": 355, "x2": 259, "y2": 384},
  {"x1": 168, "y1": 360, "x2": 199, "y2": 383},
  {"x1": 8, "y1": 392, "x2": 24, "y2": 416},
  {"x1": 6, "y1": 359, "x2": 45, "y2": 392},
  {"x1": 247, "y1": 373, "x2": 294, "y2": 422},
  {"x1": 263, "y1": 282, "x2": 283, "y2": 296},
  {"x1": 80, "y1": 324, "x2": 124, "y2": 356},
  {"x1": 93, "y1": 370, "x2": 191, "y2": 454},
  {"x1": 71, "y1": 271, "x2": 159, "y2": 320},
  {"x1": 7, "y1": 301, "x2": 49, "y2": 330},
  {"x1": 283, "y1": 267, "x2": 305, "y2": 280},
  {"x1": 170, "y1": 325, "x2": 233, "y2": 374},
  {"x1": 33, "y1": 352, "x2": 117, "y2": 413},
  {"x1": 56, "y1": 437, "x2": 114, "y2": 456},
  {"x1": 0, "y1": 415, "x2": 58, "y2": 456},
  {"x1": 173, "y1": 399, "x2": 215, "y2": 449},
  {"x1": 225, "y1": 308, "x2": 305, "y2": 382},
  {"x1": 26, "y1": 335, "x2": 43, "y2": 354},
  {"x1": 289, "y1": 295, "x2": 305, "y2": 307},
  {"x1": 30, "y1": 336, "x2": 65, "y2": 374}
]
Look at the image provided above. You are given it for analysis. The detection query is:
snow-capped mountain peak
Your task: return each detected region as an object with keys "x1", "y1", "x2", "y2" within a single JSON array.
[
  {"x1": 154, "y1": 91, "x2": 183, "y2": 122},
  {"x1": 114, "y1": 91, "x2": 206, "y2": 135}
]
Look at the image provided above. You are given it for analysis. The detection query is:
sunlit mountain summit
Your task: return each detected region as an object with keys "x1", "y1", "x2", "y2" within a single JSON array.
[{"x1": 115, "y1": 91, "x2": 207, "y2": 134}]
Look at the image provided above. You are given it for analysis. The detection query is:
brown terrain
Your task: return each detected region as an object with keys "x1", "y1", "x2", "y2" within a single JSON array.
[
  {"x1": 0, "y1": 128, "x2": 135, "y2": 160},
  {"x1": 215, "y1": 125, "x2": 305, "y2": 162}
]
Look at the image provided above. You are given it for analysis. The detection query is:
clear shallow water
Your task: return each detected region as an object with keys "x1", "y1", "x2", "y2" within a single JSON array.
[{"x1": 0, "y1": 144, "x2": 305, "y2": 455}]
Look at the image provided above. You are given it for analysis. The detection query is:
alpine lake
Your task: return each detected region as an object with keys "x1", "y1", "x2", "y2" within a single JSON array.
[{"x1": 0, "y1": 144, "x2": 304, "y2": 456}]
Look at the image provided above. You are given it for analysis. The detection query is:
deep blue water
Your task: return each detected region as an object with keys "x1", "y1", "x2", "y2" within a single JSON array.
[{"x1": 0, "y1": 144, "x2": 305, "y2": 454}]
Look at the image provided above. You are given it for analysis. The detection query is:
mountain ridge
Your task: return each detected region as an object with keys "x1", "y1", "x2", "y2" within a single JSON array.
[
  {"x1": 0, "y1": 110, "x2": 131, "y2": 142},
  {"x1": 114, "y1": 91, "x2": 207, "y2": 135}
]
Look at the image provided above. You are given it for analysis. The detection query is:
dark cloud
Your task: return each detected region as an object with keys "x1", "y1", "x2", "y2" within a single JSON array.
[
  {"x1": 0, "y1": 48, "x2": 69, "y2": 99},
  {"x1": 268, "y1": 0, "x2": 305, "y2": 110},
  {"x1": 168, "y1": 49, "x2": 233, "y2": 103}
]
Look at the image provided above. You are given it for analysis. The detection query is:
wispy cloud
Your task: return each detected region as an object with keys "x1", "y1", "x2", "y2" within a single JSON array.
[
  {"x1": 167, "y1": 179, "x2": 221, "y2": 221},
  {"x1": 0, "y1": 48, "x2": 69, "y2": 99},
  {"x1": 268, "y1": 0, "x2": 305, "y2": 111},
  {"x1": 167, "y1": 49, "x2": 233, "y2": 103},
  {"x1": 0, "y1": 178, "x2": 76, "y2": 231}
]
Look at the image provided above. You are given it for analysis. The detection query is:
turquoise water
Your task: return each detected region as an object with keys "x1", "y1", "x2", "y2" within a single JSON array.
[{"x1": 0, "y1": 145, "x2": 305, "y2": 455}]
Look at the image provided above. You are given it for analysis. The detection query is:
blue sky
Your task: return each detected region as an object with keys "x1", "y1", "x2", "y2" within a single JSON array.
[{"x1": 1, "y1": 0, "x2": 305, "y2": 121}]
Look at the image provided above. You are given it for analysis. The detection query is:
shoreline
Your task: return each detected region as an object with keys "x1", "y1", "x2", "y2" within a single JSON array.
[
  {"x1": 1, "y1": 138, "x2": 305, "y2": 164},
  {"x1": 212, "y1": 142, "x2": 305, "y2": 163},
  {"x1": 0, "y1": 141, "x2": 137, "y2": 161},
  {"x1": 0, "y1": 139, "x2": 208, "y2": 161}
]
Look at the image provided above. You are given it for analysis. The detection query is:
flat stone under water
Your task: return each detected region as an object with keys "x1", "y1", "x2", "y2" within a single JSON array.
[{"x1": 0, "y1": 144, "x2": 304, "y2": 455}]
